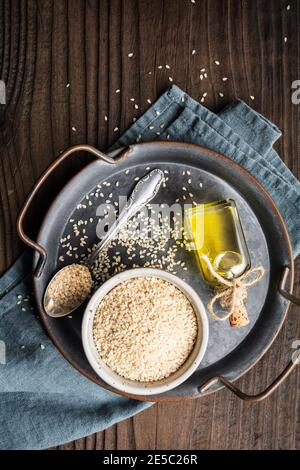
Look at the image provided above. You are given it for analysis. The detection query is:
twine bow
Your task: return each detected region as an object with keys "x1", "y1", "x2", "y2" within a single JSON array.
[{"x1": 200, "y1": 254, "x2": 265, "y2": 326}]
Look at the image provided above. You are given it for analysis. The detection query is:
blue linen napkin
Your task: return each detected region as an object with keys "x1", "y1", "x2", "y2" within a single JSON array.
[{"x1": 0, "y1": 85, "x2": 299, "y2": 450}]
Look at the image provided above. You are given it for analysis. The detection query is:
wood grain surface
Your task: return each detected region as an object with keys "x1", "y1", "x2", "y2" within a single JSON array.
[{"x1": 0, "y1": 0, "x2": 299, "y2": 450}]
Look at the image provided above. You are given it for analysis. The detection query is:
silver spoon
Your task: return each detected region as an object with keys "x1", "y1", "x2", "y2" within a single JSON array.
[{"x1": 43, "y1": 169, "x2": 164, "y2": 318}]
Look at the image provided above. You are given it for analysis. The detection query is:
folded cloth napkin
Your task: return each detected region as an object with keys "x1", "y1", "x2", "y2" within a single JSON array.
[{"x1": 0, "y1": 85, "x2": 299, "y2": 450}]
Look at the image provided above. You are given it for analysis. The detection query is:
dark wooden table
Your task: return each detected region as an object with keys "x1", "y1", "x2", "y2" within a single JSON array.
[{"x1": 1, "y1": 0, "x2": 299, "y2": 450}]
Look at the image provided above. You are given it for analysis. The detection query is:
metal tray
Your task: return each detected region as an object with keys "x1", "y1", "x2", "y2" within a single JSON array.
[{"x1": 17, "y1": 142, "x2": 300, "y2": 402}]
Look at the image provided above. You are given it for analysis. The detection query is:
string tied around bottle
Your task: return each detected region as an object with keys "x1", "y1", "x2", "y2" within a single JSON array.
[{"x1": 200, "y1": 254, "x2": 265, "y2": 328}]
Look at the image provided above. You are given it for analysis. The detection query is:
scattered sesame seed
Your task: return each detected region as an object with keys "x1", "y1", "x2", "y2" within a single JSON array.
[
  {"x1": 284, "y1": 36, "x2": 288, "y2": 43},
  {"x1": 169, "y1": 77, "x2": 173, "y2": 82},
  {"x1": 287, "y1": 4, "x2": 290, "y2": 10},
  {"x1": 158, "y1": 65, "x2": 163, "y2": 69},
  {"x1": 147, "y1": 99, "x2": 152, "y2": 104},
  {"x1": 192, "y1": 49, "x2": 196, "y2": 55},
  {"x1": 66, "y1": 83, "x2": 70, "y2": 88},
  {"x1": 115, "y1": 89, "x2": 121, "y2": 93},
  {"x1": 40, "y1": 344, "x2": 45, "y2": 350},
  {"x1": 250, "y1": 95, "x2": 255, "y2": 100},
  {"x1": 215, "y1": 60, "x2": 220, "y2": 65},
  {"x1": 134, "y1": 104, "x2": 139, "y2": 109},
  {"x1": 114, "y1": 127, "x2": 119, "y2": 132},
  {"x1": 104, "y1": 115, "x2": 108, "y2": 121},
  {"x1": 200, "y1": 74, "x2": 204, "y2": 80},
  {"x1": 71, "y1": 126, "x2": 76, "y2": 132},
  {"x1": 130, "y1": 98, "x2": 135, "y2": 102},
  {"x1": 165, "y1": 64, "x2": 171, "y2": 69},
  {"x1": 219, "y1": 92, "x2": 224, "y2": 97},
  {"x1": 222, "y1": 77, "x2": 228, "y2": 81},
  {"x1": 128, "y1": 52, "x2": 134, "y2": 57},
  {"x1": 200, "y1": 68, "x2": 206, "y2": 72}
]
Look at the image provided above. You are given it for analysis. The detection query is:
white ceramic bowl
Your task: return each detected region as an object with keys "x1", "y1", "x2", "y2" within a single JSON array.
[{"x1": 82, "y1": 268, "x2": 209, "y2": 396}]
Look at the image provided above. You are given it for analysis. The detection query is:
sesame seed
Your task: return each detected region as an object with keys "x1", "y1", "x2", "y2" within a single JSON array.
[
  {"x1": 115, "y1": 89, "x2": 121, "y2": 94},
  {"x1": 222, "y1": 77, "x2": 228, "y2": 81},
  {"x1": 158, "y1": 65, "x2": 163, "y2": 69},
  {"x1": 66, "y1": 83, "x2": 70, "y2": 88},
  {"x1": 169, "y1": 77, "x2": 173, "y2": 82},
  {"x1": 284, "y1": 36, "x2": 288, "y2": 43},
  {"x1": 192, "y1": 49, "x2": 196, "y2": 55},
  {"x1": 147, "y1": 99, "x2": 152, "y2": 104},
  {"x1": 40, "y1": 344, "x2": 45, "y2": 350},
  {"x1": 287, "y1": 4, "x2": 290, "y2": 10},
  {"x1": 134, "y1": 104, "x2": 139, "y2": 109},
  {"x1": 215, "y1": 60, "x2": 220, "y2": 65},
  {"x1": 71, "y1": 126, "x2": 76, "y2": 132},
  {"x1": 201, "y1": 68, "x2": 206, "y2": 72},
  {"x1": 250, "y1": 95, "x2": 255, "y2": 100},
  {"x1": 114, "y1": 127, "x2": 119, "y2": 132},
  {"x1": 104, "y1": 115, "x2": 108, "y2": 121},
  {"x1": 165, "y1": 64, "x2": 171, "y2": 69},
  {"x1": 219, "y1": 92, "x2": 224, "y2": 97},
  {"x1": 128, "y1": 52, "x2": 134, "y2": 57}
]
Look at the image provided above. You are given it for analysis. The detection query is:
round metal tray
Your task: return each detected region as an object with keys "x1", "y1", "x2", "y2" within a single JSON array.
[{"x1": 17, "y1": 142, "x2": 299, "y2": 402}]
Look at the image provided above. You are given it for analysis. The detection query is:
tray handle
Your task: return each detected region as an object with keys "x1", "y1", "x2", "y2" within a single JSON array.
[
  {"x1": 17, "y1": 144, "x2": 130, "y2": 278},
  {"x1": 199, "y1": 266, "x2": 299, "y2": 402}
]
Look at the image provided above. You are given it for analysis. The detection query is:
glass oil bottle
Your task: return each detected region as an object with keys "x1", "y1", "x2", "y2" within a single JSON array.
[{"x1": 185, "y1": 199, "x2": 251, "y2": 285}]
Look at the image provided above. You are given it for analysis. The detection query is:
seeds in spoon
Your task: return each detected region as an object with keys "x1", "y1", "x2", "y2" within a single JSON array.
[{"x1": 48, "y1": 264, "x2": 92, "y2": 311}]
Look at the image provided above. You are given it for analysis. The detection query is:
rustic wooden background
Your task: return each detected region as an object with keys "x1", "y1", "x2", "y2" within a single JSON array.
[{"x1": 0, "y1": 0, "x2": 299, "y2": 450}]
